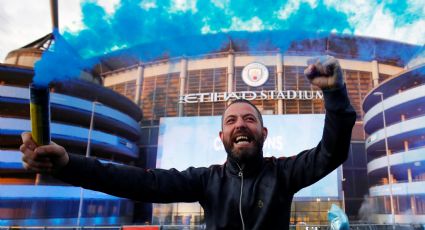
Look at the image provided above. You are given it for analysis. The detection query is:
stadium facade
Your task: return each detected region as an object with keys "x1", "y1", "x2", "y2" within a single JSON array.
[
  {"x1": 362, "y1": 49, "x2": 425, "y2": 225},
  {"x1": 99, "y1": 33, "x2": 422, "y2": 225},
  {"x1": 1, "y1": 31, "x2": 423, "y2": 226},
  {"x1": 0, "y1": 34, "x2": 146, "y2": 225}
]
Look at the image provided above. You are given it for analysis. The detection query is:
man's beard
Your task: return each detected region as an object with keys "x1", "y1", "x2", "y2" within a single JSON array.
[{"x1": 223, "y1": 131, "x2": 265, "y2": 164}]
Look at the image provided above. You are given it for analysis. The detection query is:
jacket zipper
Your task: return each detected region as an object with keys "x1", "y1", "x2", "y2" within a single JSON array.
[{"x1": 237, "y1": 163, "x2": 245, "y2": 230}]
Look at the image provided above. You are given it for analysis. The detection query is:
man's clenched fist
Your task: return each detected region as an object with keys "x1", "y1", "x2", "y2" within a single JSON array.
[{"x1": 304, "y1": 55, "x2": 344, "y2": 90}]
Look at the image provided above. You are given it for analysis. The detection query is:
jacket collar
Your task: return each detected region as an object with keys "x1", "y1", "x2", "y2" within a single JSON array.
[{"x1": 225, "y1": 153, "x2": 264, "y2": 177}]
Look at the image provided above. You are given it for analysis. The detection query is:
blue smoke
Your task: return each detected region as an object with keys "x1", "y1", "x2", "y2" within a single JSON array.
[
  {"x1": 32, "y1": 0, "x2": 423, "y2": 86},
  {"x1": 65, "y1": 0, "x2": 353, "y2": 58},
  {"x1": 32, "y1": 29, "x2": 97, "y2": 87},
  {"x1": 377, "y1": 0, "x2": 423, "y2": 27}
]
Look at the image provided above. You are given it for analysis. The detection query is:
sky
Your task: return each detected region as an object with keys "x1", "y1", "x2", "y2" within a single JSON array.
[
  {"x1": 0, "y1": 0, "x2": 424, "y2": 63},
  {"x1": 0, "y1": 0, "x2": 118, "y2": 62}
]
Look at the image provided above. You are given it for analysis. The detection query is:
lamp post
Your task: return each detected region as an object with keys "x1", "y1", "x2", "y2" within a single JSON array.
[
  {"x1": 77, "y1": 101, "x2": 102, "y2": 227},
  {"x1": 373, "y1": 92, "x2": 395, "y2": 227}
]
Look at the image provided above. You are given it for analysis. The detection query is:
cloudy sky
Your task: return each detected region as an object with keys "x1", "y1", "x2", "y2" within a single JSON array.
[
  {"x1": 0, "y1": 0, "x2": 119, "y2": 61},
  {"x1": 0, "y1": 0, "x2": 424, "y2": 62}
]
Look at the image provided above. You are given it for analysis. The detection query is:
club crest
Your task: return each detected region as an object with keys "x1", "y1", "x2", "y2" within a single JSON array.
[{"x1": 242, "y1": 62, "x2": 269, "y2": 87}]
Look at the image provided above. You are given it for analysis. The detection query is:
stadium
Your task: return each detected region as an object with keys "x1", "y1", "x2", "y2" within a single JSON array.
[
  {"x1": 99, "y1": 32, "x2": 421, "y2": 225},
  {"x1": 0, "y1": 29, "x2": 423, "y2": 227}
]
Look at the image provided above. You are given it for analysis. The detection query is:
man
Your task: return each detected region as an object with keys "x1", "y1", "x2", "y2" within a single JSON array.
[{"x1": 21, "y1": 56, "x2": 356, "y2": 230}]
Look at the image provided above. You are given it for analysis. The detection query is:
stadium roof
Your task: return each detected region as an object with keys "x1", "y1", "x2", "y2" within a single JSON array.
[{"x1": 93, "y1": 31, "x2": 421, "y2": 74}]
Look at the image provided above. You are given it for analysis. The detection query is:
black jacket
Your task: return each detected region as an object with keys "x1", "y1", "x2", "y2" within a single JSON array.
[{"x1": 55, "y1": 86, "x2": 356, "y2": 230}]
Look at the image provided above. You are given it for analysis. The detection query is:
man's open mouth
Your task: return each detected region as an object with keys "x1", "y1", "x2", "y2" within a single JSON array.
[{"x1": 234, "y1": 135, "x2": 252, "y2": 144}]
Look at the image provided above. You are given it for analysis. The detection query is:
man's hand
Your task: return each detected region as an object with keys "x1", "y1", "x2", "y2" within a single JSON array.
[
  {"x1": 304, "y1": 55, "x2": 344, "y2": 90},
  {"x1": 20, "y1": 132, "x2": 69, "y2": 173}
]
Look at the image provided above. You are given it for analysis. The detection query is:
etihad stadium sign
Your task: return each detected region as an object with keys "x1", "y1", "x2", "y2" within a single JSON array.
[
  {"x1": 179, "y1": 62, "x2": 323, "y2": 104},
  {"x1": 179, "y1": 90, "x2": 323, "y2": 103}
]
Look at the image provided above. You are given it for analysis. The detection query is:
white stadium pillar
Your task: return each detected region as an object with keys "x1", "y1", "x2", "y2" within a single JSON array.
[
  {"x1": 227, "y1": 51, "x2": 235, "y2": 94},
  {"x1": 134, "y1": 63, "x2": 144, "y2": 106},
  {"x1": 276, "y1": 52, "x2": 283, "y2": 114},
  {"x1": 371, "y1": 60, "x2": 380, "y2": 87},
  {"x1": 178, "y1": 57, "x2": 188, "y2": 116}
]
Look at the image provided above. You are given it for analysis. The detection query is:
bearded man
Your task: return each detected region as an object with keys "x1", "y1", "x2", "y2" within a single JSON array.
[{"x1": 20, "y1": 56, "x2": 356, "y2": 230}]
